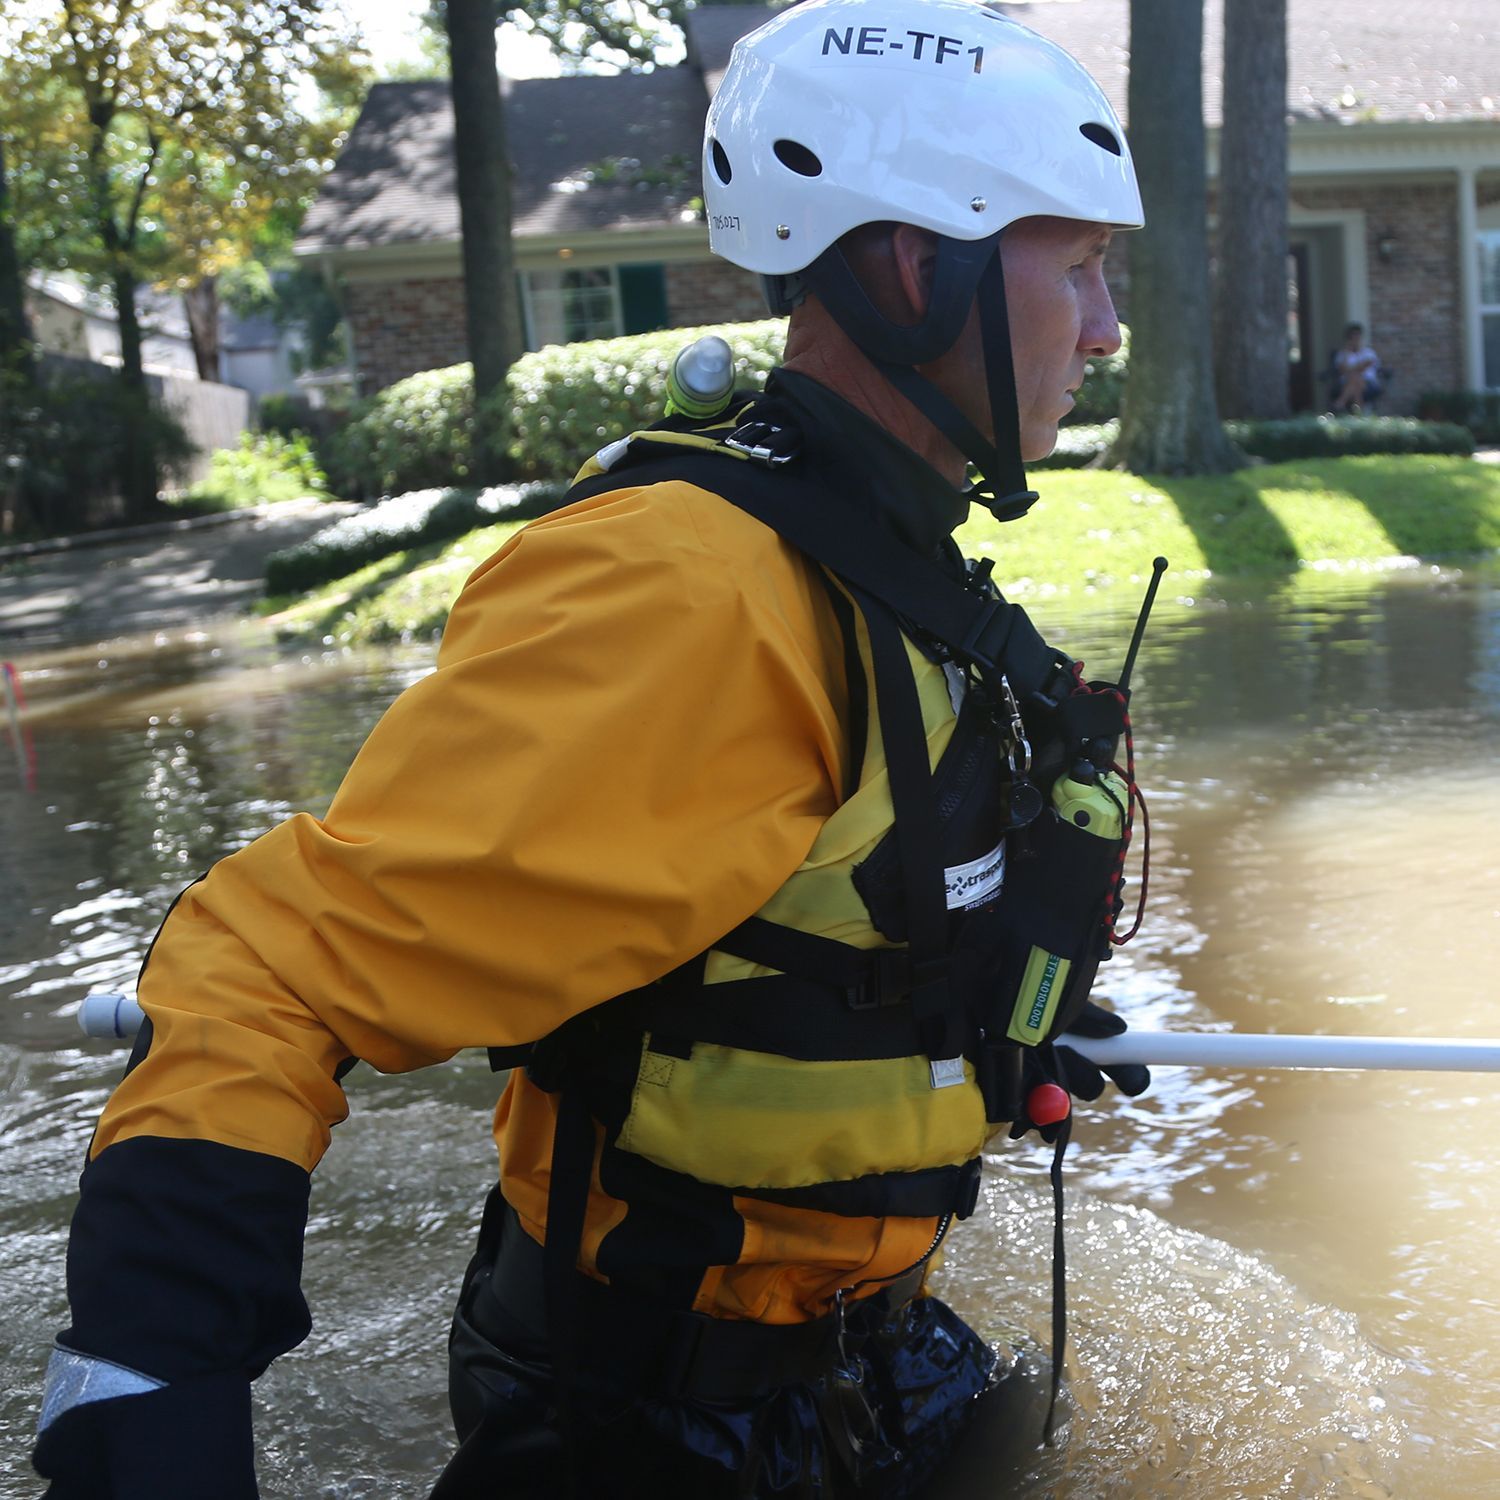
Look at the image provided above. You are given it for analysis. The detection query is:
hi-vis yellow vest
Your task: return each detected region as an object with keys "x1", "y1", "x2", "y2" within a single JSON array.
[
  {"x1": 498, "y1": 416, "x2": 1115, "y2": 1319},
  {"x1": 615, "y1": 610, "x2": 997, "y2": 1199}
]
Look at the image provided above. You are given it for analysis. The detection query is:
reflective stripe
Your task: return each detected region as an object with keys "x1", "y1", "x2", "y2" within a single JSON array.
[{"x1": 38, "y1": 1345, "x2": 164, "y2": 1433}]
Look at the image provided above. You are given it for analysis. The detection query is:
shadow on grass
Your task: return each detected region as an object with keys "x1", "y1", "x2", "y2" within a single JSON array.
[
  {"x1": 1247, "y1": 457, "x2": 1500, "y2": 560},
  {"x1": 271, "y1": 548, "x2": 416, "y2": 642},
  {"x1": 1148, "y1": 471, "x2": 1302, "y2": 580}
]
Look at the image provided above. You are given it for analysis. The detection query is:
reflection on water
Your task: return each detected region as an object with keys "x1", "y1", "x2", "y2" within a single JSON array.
[{"x1": 3, "y1": 564, "x2": 1500, "y2": 1498}]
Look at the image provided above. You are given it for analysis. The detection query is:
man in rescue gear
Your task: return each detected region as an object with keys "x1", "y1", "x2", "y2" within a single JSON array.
[{"x1": 32, "y1": 0, "x2": 1153, "y2": 1494}]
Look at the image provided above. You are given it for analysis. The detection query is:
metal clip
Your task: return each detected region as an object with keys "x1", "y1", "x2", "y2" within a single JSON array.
[
  {"x1": 998, "y1": 672, "x2": 1033, "y2": 776},
  {"x1": 724, "y1": 421, "x2": 800, "y2": 467}
]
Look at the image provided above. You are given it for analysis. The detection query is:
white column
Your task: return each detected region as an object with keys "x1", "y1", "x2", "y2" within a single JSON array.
[{"x1": 1457, "y1": 165, "x2": 1482, "y2": 391}]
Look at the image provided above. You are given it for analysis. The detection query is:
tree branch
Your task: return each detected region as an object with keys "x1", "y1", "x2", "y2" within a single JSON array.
[{"x1": 124, "y1": 129, "x2": 160, "y2": 247}]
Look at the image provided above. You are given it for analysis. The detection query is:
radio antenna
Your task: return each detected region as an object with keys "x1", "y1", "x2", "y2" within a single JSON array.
[{"x1": 1118, "y1": 556, "x2": 1168, "y2": 695}]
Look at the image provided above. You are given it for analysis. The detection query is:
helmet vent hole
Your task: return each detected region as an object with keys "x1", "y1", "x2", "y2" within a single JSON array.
[
  {"x1": 710, "y1": 138, "x2": 733, "y2": 184},
  {"x1": 1080, "y1": 122, "x2": 1123, "y2": 157},
  {"x1": 773, "y1": 139, "x2": 823, "y2": 178}
]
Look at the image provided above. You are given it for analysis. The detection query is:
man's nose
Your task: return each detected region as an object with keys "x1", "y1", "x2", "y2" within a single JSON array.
[{"x1": 1082, "y1": 271, "x2": 1122, "y2": 357}]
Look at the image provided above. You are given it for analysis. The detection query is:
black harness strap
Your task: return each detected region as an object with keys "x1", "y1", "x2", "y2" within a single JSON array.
[
  {"x1": 714, "y1": 915, "x2": 898, "y2": 990},
  {"x1": 567, "y1": 452, "x2": 1070, "y2": 704},
  {"x1": 810, "y1": 569, "x2": 869, "y2": 800},
  {"x1": 855, "y1": 590, "x2": 961, "y2": 1066},
  {"x1": 634, "y1": 974, "x2": 921, "y2": 1062}
]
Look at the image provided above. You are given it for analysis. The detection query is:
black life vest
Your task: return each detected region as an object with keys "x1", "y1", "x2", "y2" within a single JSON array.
[{"x1": 491, "y1": 399, "x2": 1133, "y2": 1255}]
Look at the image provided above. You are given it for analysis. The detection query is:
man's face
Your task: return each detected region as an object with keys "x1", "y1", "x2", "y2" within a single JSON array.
[{"x1": 998, "y1": 216, "x2": 1122, "y2": 461}]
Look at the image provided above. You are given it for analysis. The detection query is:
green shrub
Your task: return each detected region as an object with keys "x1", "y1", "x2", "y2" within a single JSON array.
[
  {"x1": 1032, "y1": 415, "x2": 1473, "y2": 470},
  {"x1": 1031, "y1": 421, "x2": 1117, "y2": 469},
  {"x1": 1416, "y1": 391, "x2": 1500, "y2": 445},
  {"x1": 178, "y1": 431, "x2": 328, "y2": 511},
  {"x1": 320, "y1": 364, "x2": 485, "y2": 499},
  {"x1": 3, "y1": 366, "x2": 196, "y2": 535},
  {"x1": 256, "y1": 391, "x2": 313, "y2": 440},
  {"x1": 1067, "y1": 324, "x2": 1129, "y2": 426},
  {"x1": 321, "y1": 320, "x2": 789, "y2": 499},
  {"x1": 506, "y1": 318, "x2": 787, "y2": 480},
  {"x1": 264, "y1": 479, "x2": 567, "y2": 594},
  {"x1": 1227, "y1": 414, "x2": 1473, "y2": 462}
]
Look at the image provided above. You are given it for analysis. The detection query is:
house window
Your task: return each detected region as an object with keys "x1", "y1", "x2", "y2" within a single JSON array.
[
  {"x1": 522, "y1": 267, "x2": 621, "y2": 348},
  {"x1": 1481, "y1": 231, "x2": 1500, "y2": 390},
  {"x1": 519, "y1": 263, "x2": 668, "y2": 350}
]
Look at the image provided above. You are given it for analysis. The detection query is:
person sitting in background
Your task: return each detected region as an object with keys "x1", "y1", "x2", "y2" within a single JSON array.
[{"x1": 1330, "y1": 322, "x2": 1382, "y2": 412}]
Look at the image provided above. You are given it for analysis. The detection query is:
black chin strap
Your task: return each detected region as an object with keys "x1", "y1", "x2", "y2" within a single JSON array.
[{"x1": 801, "y1": 235, "x2": 1039, "y2": 524}]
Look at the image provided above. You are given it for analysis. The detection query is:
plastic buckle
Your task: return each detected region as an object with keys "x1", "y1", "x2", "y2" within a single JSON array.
[
  {"x1": 846, "y1": 949, "x2": 911, "y2": 1011},
  {"x1": 958, "y1": 598, "x2": 1007, "y2": 673},
  {"x1": 954, "y1": 1157, "x2": 983, "y2": 1220},
  {"x1": 725, "y1": 420, "x2": 801, "y2": 467}
]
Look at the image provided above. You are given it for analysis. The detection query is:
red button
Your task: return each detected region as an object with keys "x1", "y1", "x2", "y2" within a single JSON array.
[{"x1": 1027, "y1": 1083, "x2": 1071, "y2": 1126}]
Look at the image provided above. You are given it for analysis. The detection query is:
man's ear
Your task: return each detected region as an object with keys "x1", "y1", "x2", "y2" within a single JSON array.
[
  {"x1": 841, "y1": 221, "x2": 939, "y2": 326},
  {"x1": 889, "y1": 223, "x2": 940, "y2": 322}
]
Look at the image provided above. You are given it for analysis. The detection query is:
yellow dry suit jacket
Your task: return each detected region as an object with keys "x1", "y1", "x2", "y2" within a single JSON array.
[{"x1": 60, "y1": 372, "x2": 1074, "y2": 1403}]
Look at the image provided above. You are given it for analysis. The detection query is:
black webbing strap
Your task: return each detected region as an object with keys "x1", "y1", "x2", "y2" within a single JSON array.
[
  {"x1": 1042, "y1": 1112, "x2": 1074, "y2": 1446},
  {"x1": 633, "y1": 974, "x2": 922, "y2": 1063},
  {"x1": 542, "y1": 1081, "x2": 599, "y2": 1494},
  {"x1": 855, "y1": 590, "x2": 960, "y2": 1065},
  {"x1": 566, "y1": 453, "x2": 1067, "y2": 702},
  {"x1": 810, "y1": 568, "x2": 869, "y2": 800},
  {"x1": 714, "y1": 915, "x2": 898, "y2": 990}
]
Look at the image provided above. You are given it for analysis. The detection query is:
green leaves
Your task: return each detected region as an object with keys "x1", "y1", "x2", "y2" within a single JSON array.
[{"x1": 322, "y1": 317, "x2": 789, "y2": 498}]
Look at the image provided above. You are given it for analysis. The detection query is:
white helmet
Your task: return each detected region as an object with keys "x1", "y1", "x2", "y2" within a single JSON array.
[{"x1": 704, "y1": 0, "x2": 1142, "y2": 278}]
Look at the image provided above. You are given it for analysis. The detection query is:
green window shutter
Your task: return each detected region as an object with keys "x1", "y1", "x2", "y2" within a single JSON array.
[{"x1": 618, "y1": 263, "x2": 668, "y2": 335}]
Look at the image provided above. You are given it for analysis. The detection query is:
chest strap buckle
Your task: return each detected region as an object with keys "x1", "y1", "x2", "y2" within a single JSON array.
[
  {"x1": 725, "y1": 420, "x2": 802, "y2": 467},
  {"x1": 845, "y1": 949, "x2": 912, "y2": 1011}
]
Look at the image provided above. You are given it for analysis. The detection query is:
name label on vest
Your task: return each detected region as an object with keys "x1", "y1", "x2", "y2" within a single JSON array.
[{"x1": 945, "y1": 841, "x2": 1006, "y2": 911}]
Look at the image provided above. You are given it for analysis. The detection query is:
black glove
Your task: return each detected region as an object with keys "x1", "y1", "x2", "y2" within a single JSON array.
[
  {"x1": 1008, "y1": 1002, "x2": 1150, "y2": 1142},
  {"x1": 34, "y1": 1364, "x2": 256, "y2": 1500},
  {"x1": 1055, "y1": 1000, "x2": 1151, "y2": 1101}
]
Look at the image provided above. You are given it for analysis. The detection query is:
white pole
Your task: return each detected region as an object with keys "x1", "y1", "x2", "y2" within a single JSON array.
[
  {"x1": 1061, "y1": 1029, "x2": 1500, "y2": 1073},
  {"x1": 78, "y1": 992, "x2": 146, "y2": 1040}
]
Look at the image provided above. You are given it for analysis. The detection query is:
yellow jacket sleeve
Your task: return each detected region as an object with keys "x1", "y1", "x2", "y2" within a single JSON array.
[{"x1": 96, "y1": 481, "x2": 851, "y2": 1171}]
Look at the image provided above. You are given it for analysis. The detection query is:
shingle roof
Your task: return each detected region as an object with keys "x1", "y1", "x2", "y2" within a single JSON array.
[
  {"x1": 296, "y1": 70, "x2": 705, "y2": 254},
  {"x1": 683, "y1": 4, "x2": 770, "y2": 95},
  {"x1": 992, "y1": 0, "x2": 1500, "y2": 126},
  {"x1": 297, "y1": 1, "x2": 1500, "y2": 258}
]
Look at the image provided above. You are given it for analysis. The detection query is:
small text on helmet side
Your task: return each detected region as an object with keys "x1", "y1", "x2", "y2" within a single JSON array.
[
  {"x1": 711, "y1": 214, "x2": 742, "y2": 232},
  {"x1": 821, "y1": 26, "x2": 984, "y2": 73}
]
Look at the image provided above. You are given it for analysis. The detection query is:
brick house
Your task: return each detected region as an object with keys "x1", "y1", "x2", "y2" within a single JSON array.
[{"x1": 295, "y1": 0, "x2": 1500, "y2": 411}]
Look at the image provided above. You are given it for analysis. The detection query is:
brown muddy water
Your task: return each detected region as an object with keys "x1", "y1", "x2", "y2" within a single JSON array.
[{"x1": 3, "y1": 565, "x2": 1499, "y2": 1499}]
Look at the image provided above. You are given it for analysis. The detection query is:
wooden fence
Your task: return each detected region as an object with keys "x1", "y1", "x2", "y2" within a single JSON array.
[{"x1": 38, "y1": 353, "x2": 253, "y2": 490}]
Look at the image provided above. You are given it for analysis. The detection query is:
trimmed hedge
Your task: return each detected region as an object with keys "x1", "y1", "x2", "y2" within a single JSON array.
[
  {"x1": 1417, "y1": 392, "x2": 1500, "y2": 445},
  {"x1": 265, "y1": 479, "x2": 567, "y2": 595},
  {"x1": 1229, "y1": 414, "x2": 1473, "y2": 463},
  {"x1": 1032, "y1": 415, "x2": 1474, "y2": 470},
  {"x1": 322, "y1": 319, "x2": 789, "y2": 499},
  {"x1": 320, "y1": 366, "x2": 490, "y2": 499},
  {"x1": 508, "y1": 319, "x2": 787, "y2": 481}
]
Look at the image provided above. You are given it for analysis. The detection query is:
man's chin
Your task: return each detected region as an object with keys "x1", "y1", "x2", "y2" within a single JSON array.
[{"x1": 1020, "y1": 423, "x2": 1061, "y2": 465}]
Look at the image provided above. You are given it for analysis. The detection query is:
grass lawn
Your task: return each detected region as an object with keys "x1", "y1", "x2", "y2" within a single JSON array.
[{"x1": 265, "y1": 455, "x2": 1500, "y2": 647}]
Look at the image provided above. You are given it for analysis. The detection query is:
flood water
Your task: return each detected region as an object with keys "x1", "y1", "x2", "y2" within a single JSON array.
[{"x1": 3, "y1": 561, "x2": 1500, "y2": 1499}]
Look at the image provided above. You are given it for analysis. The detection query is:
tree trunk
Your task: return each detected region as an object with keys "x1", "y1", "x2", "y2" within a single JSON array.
[
  {"x1": 1110, "y1": 0, "x2": 1241, "y2": 475},
  {"x1": 0, "y1": 136, "x2": 36, "y2": 385},
  {"x1": 183, "y1": 275, "x2": 222, "y2": 383},
  {"x1": 0, "y1": 134, "x2": 38, "y2": 534},
  {"x1": 1214, "y1": 0, "x2": 1290, "y2": 419},
  {"x1": 446, "y1": 0, "x2": 519, "y2": 484},
  {"x1": 113, "y1": 266, "x2": 161, "y2": 520}
]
